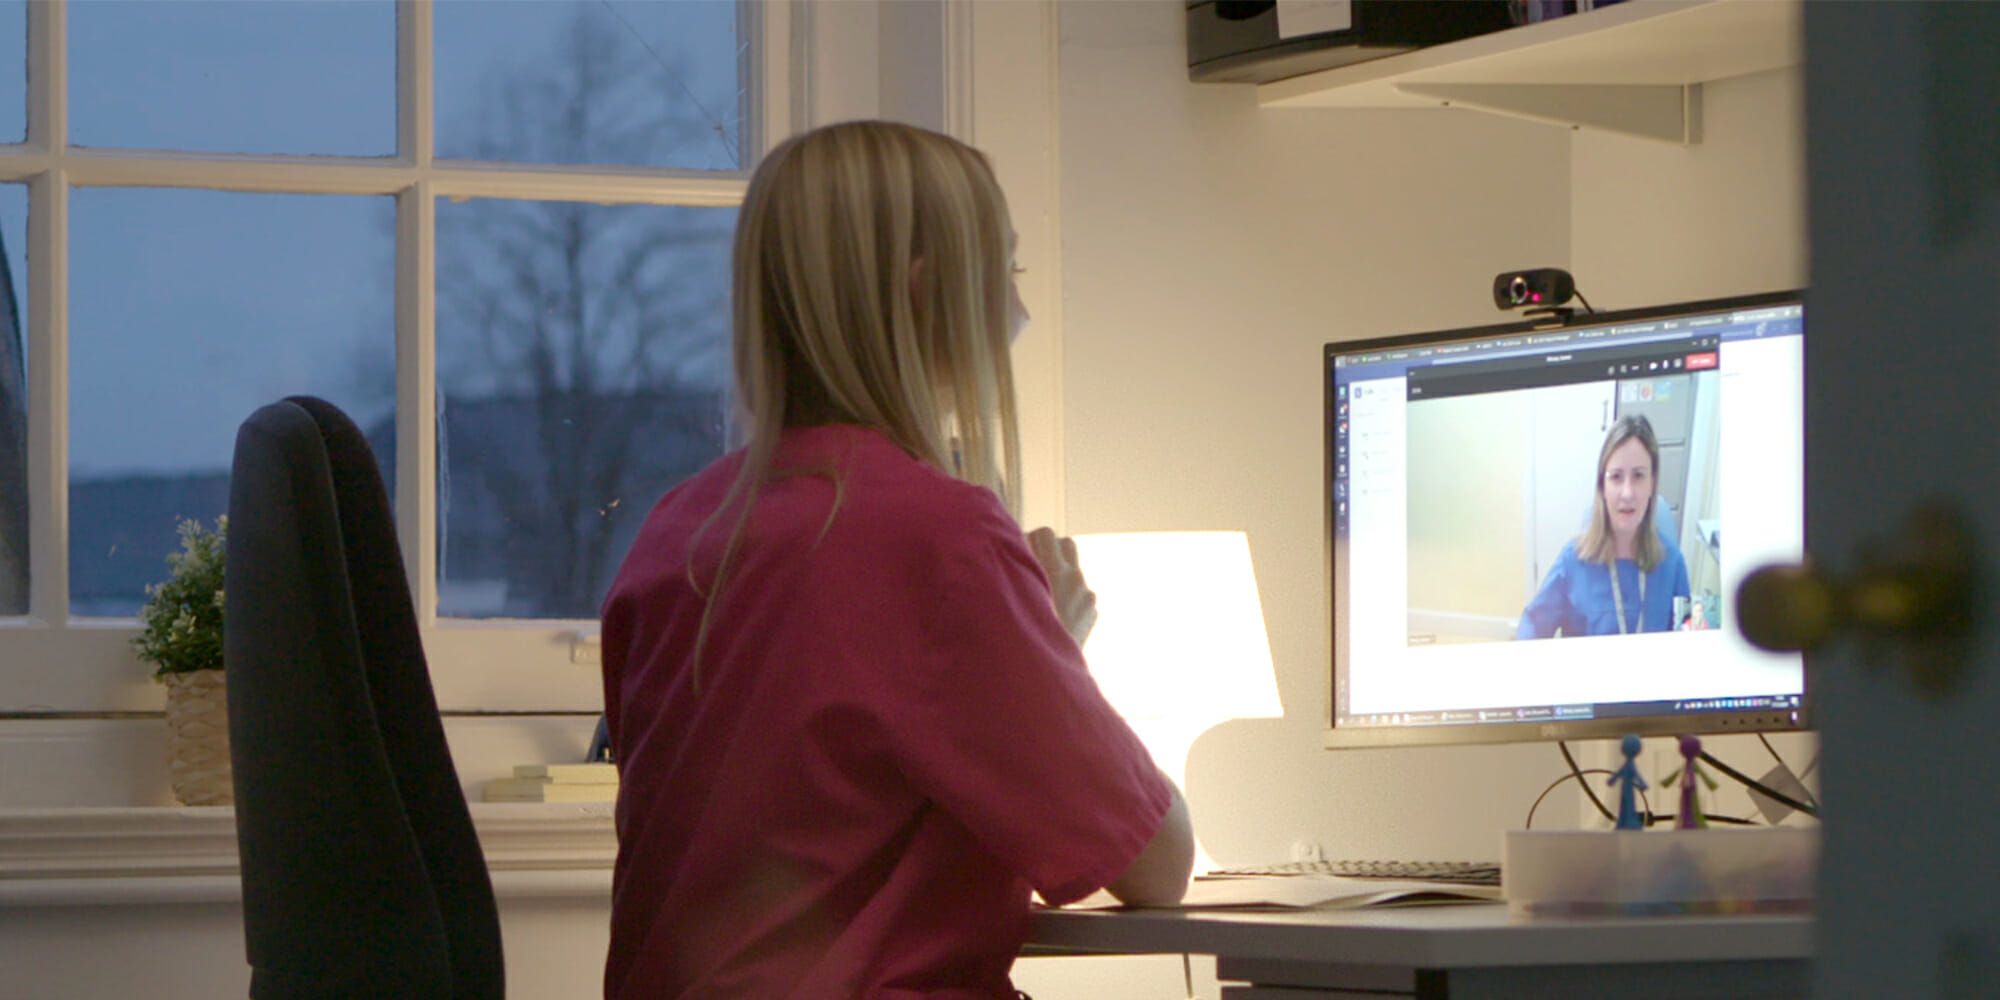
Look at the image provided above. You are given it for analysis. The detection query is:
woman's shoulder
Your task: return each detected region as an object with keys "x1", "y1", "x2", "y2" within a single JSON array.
[
  {"x1": 638, "y1": 446, "x2": 748, "y2": 526},
  {"x1": 808, "y1": 426, "x2": 1018, "y2": 545},
  {"x1": 861, "y1": 447, "x2": 1013, "y2": 535},
  {"x1": 1655, "y1": 541, "x2": 1690, "y2": 577}
]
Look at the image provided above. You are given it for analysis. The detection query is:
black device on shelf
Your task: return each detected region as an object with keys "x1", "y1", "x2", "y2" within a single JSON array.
[{"x1": 1186, "y1": 1, "x2": 1517, "y2": 84}]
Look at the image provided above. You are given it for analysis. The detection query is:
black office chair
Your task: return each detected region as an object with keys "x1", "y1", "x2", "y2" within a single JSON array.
[{"x1": 224, "y1": 396, "x2": 503, "y2": 1000}]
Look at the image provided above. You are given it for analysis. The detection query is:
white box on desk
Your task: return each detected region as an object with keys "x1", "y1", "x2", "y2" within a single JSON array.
[{"x1": 1504, "y1": 827, "x2": 1818, "y2": 917}]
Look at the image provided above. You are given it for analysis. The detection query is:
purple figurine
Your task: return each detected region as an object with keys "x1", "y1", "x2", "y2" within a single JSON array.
[
  {"x1": 1608, "y1": 734, "x2": 1647, "y2": 829},
  {"x1": 1665, "y1": 734, "x2": 1719, "y2": 829}
]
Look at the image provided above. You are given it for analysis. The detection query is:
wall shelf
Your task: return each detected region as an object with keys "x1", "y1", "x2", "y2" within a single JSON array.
[{"x1": 1256, "y1": 0, "x2": 1802, "y2": 144}]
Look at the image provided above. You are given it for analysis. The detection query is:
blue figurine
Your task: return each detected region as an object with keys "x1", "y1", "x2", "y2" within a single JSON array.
[{"x1": 1608, "y1": 734, "x2": 1648, "y2": 829}]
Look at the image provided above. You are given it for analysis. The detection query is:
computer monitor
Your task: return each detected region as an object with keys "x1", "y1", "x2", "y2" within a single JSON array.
[{"x1": 1325, "y1": 290, "x2": 1809, "y2": 748}]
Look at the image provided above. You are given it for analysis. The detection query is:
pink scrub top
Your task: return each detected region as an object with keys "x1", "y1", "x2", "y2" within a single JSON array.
[{"x1": 601, "y1": 425, "x2": 1172, "y2": 1000}]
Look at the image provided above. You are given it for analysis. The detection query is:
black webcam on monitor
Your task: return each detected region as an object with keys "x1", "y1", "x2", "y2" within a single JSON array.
[
  {"x1": 1493, "y1": 267, "x2": 1576, "y2": 310},
  {"x1": 1494, "y1": 268, "x2": 1584, "y2": 326}
]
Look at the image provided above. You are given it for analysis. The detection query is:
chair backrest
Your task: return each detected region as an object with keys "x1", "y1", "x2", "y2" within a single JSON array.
[{"x1": 225, "y1": 396, "x2": 503, "y2": 1000}]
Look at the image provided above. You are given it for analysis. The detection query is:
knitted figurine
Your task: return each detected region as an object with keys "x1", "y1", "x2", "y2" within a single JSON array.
[
  {"x1": 1608, "y1": 734, "x2": 1648, "y2": 830},
  {"x1": 1663, "y1": 734, "x2": 1719, "y2": 829}
]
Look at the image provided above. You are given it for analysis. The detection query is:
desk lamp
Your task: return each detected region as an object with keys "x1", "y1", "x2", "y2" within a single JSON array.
[{"x1": 1071, "y1": 530, "x2": 1282, "y2": 876}]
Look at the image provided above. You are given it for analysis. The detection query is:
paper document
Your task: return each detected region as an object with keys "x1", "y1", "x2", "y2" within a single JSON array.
[{"x1": 1063, "y1": 875, "x2": 1502, "y2": 911}]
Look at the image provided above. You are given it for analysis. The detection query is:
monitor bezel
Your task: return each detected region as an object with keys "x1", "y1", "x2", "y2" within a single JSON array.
[{"x1": 1322, "y1": 289, "x2": 1812, "y2": 749}]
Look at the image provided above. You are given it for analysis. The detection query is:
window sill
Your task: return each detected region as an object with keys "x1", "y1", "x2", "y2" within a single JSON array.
[{"x1": 0, "y1": 802, "x2": 614, "y2": 907}]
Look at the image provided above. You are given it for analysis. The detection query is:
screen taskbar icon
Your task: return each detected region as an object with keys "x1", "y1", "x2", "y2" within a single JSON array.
[{"x1": 1674, "y1": 694, "x2": 1800, "y2": 711}]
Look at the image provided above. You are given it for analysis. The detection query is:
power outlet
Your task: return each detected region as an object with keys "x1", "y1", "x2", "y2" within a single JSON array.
[
  {"x1": 570, "y1": 632, "x2": 601, "y2": 665},
  {"x1": 1290, "y1": 839, "x2": 1325, "y2": 863}
]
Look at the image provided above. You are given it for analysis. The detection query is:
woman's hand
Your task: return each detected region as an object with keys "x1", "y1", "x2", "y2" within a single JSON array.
[{"x1": 1026, "y1": 527, "x2": 1098, "y2": 645}]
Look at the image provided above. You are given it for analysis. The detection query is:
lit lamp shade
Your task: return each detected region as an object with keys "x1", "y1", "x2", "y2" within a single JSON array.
[
  {"x1": 1072, "y1": 530, "x2": 1281, "y2": 764},
  {"x1": 1073, "y1": 531, "x2": 1281, "y2": 875}
]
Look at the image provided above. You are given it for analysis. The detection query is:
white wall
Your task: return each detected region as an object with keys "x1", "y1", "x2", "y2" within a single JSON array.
[
  {"x1": 1053, "y1": 0, "x2": 1575, "y2": 877},
  {"x1": 3, "y1": 894, "x2": 612, "y2": 1000},
  {"x1": 1572, "y1": 66, "x2": 1808, "y2": 305}
]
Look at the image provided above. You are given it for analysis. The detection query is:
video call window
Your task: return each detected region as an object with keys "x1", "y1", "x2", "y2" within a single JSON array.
[
  {"x1": 1327, "y1": 295, "x2": 1806, "y2": 743},
  {"x1": 1405, "y1": 351, "x2": 1724, "y2": 645}
]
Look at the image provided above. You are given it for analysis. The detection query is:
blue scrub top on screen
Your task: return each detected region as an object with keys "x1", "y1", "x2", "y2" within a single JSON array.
[{"x1": 1516, "y1": 539, "x2": 1691, "y2": 638}]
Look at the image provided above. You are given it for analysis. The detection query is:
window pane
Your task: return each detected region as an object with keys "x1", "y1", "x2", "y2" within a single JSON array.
[
  {"x1": 1, "y1": 183, "x2": 25, "y2": 615},
  {"x1": 436, "y1": 198, "x2": 734, "y2": 619},
  {"x1": 69, "y1": 189, "x2": 394, "y2": 618},
  {"x1": 1, "y1": 0, "x2": 23, "y2": 144},
  {"x1": 436, "y1": 0, "x2": 744, "y2": 171},
  {"x1": 68, "y1": 1, "x2": 394, "y2": 156}
]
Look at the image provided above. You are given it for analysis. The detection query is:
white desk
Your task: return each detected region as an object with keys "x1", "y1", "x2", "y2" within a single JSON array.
[{"x1": 1028, "y1": 903, "x2": 1812, "y2": 999}]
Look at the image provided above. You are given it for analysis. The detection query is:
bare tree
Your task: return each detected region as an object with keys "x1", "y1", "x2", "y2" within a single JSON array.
[
  {"x1": 0, "y1": 228, "x2": 26, "y2": 614},
  {"x1": 433, "y1": 11, "x2": 740, "y2": 619}
]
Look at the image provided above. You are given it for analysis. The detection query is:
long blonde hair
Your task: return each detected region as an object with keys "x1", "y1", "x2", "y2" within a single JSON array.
[
  {"x1": 1576, "y1": 414, "x2": 1665, "y2": 571},
  {"x1": 689, "y1": 121, "x2": 1025, "y2": 679}
]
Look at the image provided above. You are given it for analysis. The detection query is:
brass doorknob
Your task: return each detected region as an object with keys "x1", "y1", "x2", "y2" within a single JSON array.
[{"x1": 1736, "y1": 502, "x2": 1980, "y2": 698}]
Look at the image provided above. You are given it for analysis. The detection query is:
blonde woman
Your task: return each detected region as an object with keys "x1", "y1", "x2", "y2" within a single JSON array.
[
  {"x1": 599, "y1": 121, "x2": 1193, "y2": 1000},
  {"x1": 1516, "y1": 414, "x2": 1692, "y2": 638}
]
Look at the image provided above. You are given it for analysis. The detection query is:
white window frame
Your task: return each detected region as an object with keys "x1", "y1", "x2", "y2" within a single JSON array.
[
  {"x1": 0, "y1": 0, "x2": 1063, "y2": 717},
  {"x1": 0, "y1": 0, "x2": 793, "y2": 713}
]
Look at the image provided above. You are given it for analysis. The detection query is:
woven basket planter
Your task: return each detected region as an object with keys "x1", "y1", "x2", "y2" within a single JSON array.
[{"x1": 163, "y1": 669, "x2": 234, "y2": 806}]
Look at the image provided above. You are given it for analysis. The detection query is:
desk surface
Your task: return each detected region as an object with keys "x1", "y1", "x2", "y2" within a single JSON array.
[{"x1": 1029, "y1": 903, "x2": 1813, "y2": 969}]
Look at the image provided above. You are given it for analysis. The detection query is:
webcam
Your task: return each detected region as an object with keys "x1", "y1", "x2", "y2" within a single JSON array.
[{"x1": 1493, "y1": 268, "x2": 1576, "y2": 311}]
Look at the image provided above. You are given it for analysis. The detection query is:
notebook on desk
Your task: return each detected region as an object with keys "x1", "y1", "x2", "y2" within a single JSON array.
[
  {"x1": 1207, "y1": 858, "x2": 1501, "y2": 886},
  {"x1": 1062, "y1": 875, "x2": 1502, "y2": 911}
]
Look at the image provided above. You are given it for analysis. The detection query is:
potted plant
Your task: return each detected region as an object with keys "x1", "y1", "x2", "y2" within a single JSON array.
[{"x1": 134, "y1": 516, "x2": 232, "y2": 806}]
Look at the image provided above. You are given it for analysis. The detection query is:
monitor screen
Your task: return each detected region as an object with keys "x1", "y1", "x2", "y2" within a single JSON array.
[{"x1": 1325, "y1": 290, "x2": 1808, "y2": 747}]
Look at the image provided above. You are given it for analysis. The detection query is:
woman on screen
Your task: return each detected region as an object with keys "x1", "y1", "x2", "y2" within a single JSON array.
[{"x1": 1515, "y1": 414, "x2": 1691, "y2": 639}]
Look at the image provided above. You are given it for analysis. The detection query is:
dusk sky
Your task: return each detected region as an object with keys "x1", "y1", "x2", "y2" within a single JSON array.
[{"x1": 2, "y1": 0, "x2": 742, "y2": 477}]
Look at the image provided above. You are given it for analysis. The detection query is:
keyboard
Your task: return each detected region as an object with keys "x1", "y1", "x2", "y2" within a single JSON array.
[{"x1": 1205, "y1": 859, "x2": 1503, "y2": 887}]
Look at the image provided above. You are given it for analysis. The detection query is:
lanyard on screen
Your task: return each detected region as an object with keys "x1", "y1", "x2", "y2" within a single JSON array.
[{"x1": 1610, "y1": 562, "x2": 1647, "y2": 634}]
